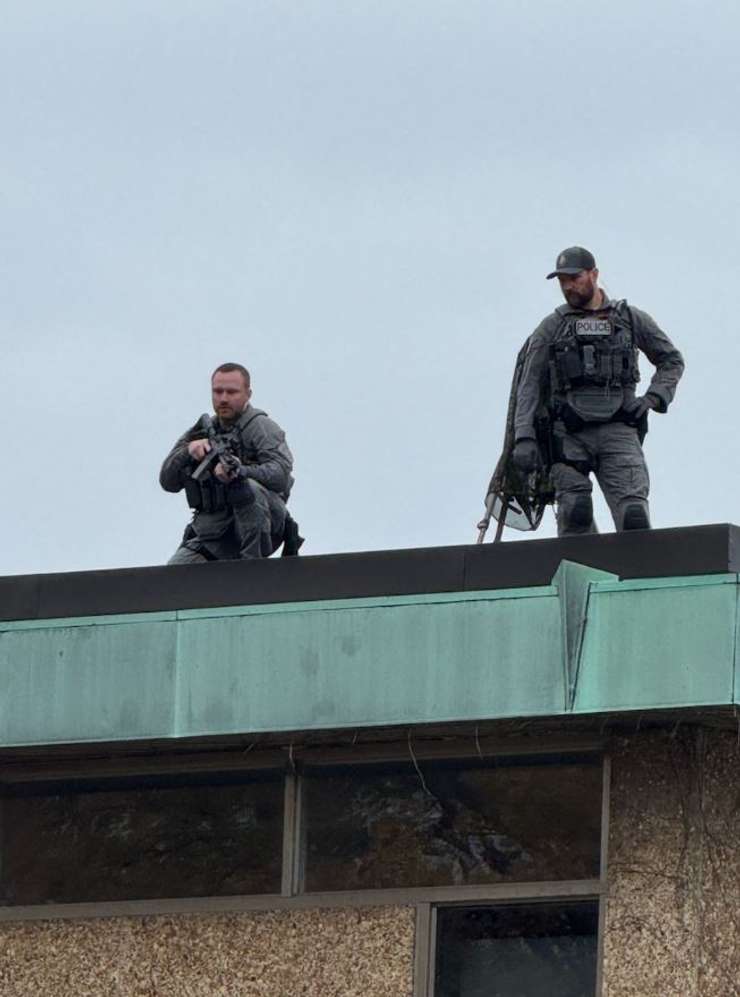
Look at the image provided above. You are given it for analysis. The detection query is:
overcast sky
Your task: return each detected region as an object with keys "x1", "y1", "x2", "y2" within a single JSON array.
[{"x1": 3, "y1": 0, "x2": 739, "y2": 575}]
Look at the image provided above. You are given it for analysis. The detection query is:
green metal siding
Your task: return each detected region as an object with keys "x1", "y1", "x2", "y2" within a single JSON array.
[
  {"x1": 176, "y1": 591, "x2": 562, "y2": 737},
  {"x1": 0, "y1": 616, "x2": 178, "y2": 744},
  {"x1": 574, "y1": 575, "x2": 737, "y2": 713},
  {"x1": 0, "y1": 567, "x2": 738, "y2": 748}
]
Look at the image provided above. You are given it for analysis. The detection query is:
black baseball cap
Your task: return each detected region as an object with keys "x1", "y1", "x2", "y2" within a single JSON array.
[{"x1": 546, "y1": 246, "x2": 596, "y2": 279}]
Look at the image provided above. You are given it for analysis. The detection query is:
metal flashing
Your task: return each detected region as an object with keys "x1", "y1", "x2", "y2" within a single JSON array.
[
  {"x1": 551, "y1": 560, "x2": 617, "y2": 710},
  {"x1": 1, "y1": 545, "x2": 739, "y2": 748}
]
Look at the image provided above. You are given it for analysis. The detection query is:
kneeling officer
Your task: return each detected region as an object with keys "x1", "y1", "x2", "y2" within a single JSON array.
[
  {"x1": 488, "y1": 247, "x2": 684, "y2": 536},
  {"x1": 161, "y1": 362, "x2": 300, "y2": 562}
]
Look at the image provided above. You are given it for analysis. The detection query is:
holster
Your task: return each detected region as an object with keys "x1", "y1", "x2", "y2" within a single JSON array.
[
  {"x1": 558, "y1": 404, "x2": 585, "y2": 434},
  {"x1": 550, "y1": 421, "x2": 591, "y2": 476}
]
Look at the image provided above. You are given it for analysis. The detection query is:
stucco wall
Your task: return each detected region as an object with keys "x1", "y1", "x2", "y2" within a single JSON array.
[
  {"x1": 0, "y1": 906, "x2": 415, "y2": 997},
  {"x1": 604, "y1": 728, "x2": 740, "y2": 997}
]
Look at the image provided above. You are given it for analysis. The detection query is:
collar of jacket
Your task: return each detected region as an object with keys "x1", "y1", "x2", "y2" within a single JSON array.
[
  {"x1": 554, "y1": 294, "x2": 626, "y2": 318},
  {"x1": 215, "y1": 403, "x2": 267, "y2": 433}
]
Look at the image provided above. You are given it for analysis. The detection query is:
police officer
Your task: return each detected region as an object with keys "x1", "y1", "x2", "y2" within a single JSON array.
[
  {"x1": 511, "y1": 247, "x2": 684, "y2": 535},
  {"x1": 160, "y1": 363, "x2": 296, "y2": 562}
]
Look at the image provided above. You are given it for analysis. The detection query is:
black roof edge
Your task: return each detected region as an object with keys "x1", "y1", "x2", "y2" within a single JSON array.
[{"x1": 0, "y1": 523, "x2": 738, "y2": 622}]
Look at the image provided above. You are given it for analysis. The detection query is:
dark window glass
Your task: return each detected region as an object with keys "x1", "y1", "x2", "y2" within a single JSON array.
[
  {"x1": 302, "y1": 755, "x2": 602, "y2": 892},
  {"x1": 1, "y1": 772, "x2": 283, "y2": 904},
  {"x1": 435, "y1": 902, "x2": 599, "y2": 997}
]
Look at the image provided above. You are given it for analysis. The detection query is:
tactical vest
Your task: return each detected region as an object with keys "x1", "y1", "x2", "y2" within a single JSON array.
[
  {"x1": 549, "y1": 303, "x2": 640, "y2": 423},
  {"x1": 184, "y1": 408, "x2": 269, "y2": 514}
]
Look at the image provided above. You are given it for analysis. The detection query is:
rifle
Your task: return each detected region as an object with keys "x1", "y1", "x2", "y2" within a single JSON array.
[{"x1": 190, "y1": 414, "x2": 242, "y2": 482}]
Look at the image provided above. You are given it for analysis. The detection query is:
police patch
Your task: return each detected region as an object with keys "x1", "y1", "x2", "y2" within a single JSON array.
[{"x1": 575, "y1": 318, "x2": 612, "y2": 337}]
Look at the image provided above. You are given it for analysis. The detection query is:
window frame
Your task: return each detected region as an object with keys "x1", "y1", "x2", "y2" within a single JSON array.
[
  {"x1": 420, "y1": 895, "x2": 604, "y2": 997},
  {"x1": 0, "y1": 738, "x2": 609, "y2": 953},
  {"x1": 413, "y1": 754, "x2": 611, "y2": 997}
]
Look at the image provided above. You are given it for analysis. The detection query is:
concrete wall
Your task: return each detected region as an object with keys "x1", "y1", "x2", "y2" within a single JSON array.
[
  {"x1": 605, "y1": 728, "x2": 740, "y2": 997},
  {"x1": 0, "y1": 907, "x2": 415, "y2": 997}
]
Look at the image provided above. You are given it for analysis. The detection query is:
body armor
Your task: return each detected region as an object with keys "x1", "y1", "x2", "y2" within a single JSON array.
[
  {"x1": 183, "y1": 408, "x2": 270, "y2": 515},
  {"x1": 549, "y1": 306, "x2": 640, "y2": 424}
]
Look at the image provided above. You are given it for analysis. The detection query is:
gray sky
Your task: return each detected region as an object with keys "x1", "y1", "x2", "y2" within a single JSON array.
[{"x1": 3, "y1": 0, "x2": 739, "y2": 575}]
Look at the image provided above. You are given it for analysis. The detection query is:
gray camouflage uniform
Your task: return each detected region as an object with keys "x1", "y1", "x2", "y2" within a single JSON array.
[
  {"x1": 160, "y1": 405, "x2": 294, "y2": 562},
  {"x1": 515, "y1": 296, "x2": 684, "y2": 535}
]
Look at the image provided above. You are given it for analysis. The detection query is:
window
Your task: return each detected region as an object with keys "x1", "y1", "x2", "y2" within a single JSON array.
[
  {"x1": 302, "y1": 754, "x2": 602, "y2": 892},
  {"x1": 0, "y1": 748, "x2": 604, "y2": 914},
  {"x1": 1, "y1": 771, "x2": 284, "y2": 904},
  {"x1": 435, "y1": 901, "x2": 599, "y2": 997}
]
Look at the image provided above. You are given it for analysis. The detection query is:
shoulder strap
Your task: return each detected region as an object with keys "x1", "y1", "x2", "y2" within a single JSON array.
[
  {"x1": 235, "y1": 406, "x2": 268, "y2": 432},
  {"x1": 612, "y1": 297, "x2": 630, "y2": 319},
  {"x1": 552, "y1": 312, "x2": 572, "y2": 343},
  {"x1": 611, "y1": 299, "x2": 635, "y2": 338}
]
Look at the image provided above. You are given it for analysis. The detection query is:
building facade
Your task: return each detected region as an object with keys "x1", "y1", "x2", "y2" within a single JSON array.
[{"x1": 0, "y1": 526, "x2": 738, "y2": 996}]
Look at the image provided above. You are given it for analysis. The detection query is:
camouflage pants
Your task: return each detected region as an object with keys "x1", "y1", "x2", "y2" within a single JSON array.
[
  {"x1": 550, "y1": 421, "x2": 650, "y2": 536},
  {"x1": 168, "y1": 480, "x2": 287, "y2": 563}
]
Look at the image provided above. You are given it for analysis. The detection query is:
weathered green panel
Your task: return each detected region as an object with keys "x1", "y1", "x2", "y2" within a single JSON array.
[
  {"x1": 1, "y1": 569, "x2": 738, "y2": 748},
  {"x1": 552, "y1": 561, "x2": 618, "y2": 710},
  {"x1": 176, "y1": 592, "x2": 564, "y2": 736},
  {"x1": 573, "y1": 576, "x2": 737, "y2": 713},
  {"x1": 0, "y1": 619, "x2": 177, "y2": 745}
]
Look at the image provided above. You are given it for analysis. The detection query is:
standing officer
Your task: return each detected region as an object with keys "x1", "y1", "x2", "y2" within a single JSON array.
[
  {"x1": 160, "y1": 363, "x2": 299, "y2": 562},
  {"x1": 492, "y1": 247, "x2": 684, "y2": 536}
]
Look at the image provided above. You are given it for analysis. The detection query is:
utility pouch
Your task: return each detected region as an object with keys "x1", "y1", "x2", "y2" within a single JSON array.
[
  {"x1": 566, "y1": 387, "x2": 624, "y2": 423},
  {"x1": 559, "y1": 348, "x2": 583, "y2": 384},
  {"x1": 618, "y1": 348, "x2": 641, "y2": 385},
  {"x1": 196, "y1": 480, "x2": 229, "y2": 514},
  {"x1": 582, "y1": 344, "x2": 597, "y2": 376},
  {"x1": 184, "y1": 480, "x2": 203, "y2": 510}
]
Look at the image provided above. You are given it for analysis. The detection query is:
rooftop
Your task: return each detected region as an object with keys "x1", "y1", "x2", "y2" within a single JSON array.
[{"x1": 2, "y1": 523, "x2": 739, "y2": 621}]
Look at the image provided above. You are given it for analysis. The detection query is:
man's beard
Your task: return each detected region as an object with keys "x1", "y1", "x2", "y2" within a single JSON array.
[{"x1": 564, "y1": 284, "x2": 596, "y2": 309}]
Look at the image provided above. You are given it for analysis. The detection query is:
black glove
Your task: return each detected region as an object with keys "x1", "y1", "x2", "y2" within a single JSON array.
[
  {"x1": 623, "y1": 394, "x2": 659, "y2": 422},
  {"x1": 512, "y1": 438, "x2": 539, "y2": 474}
]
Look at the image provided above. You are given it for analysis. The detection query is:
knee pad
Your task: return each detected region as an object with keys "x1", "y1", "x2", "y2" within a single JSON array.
[
  {"x1": 622, "y1": 502, "x2": 650, "y2": 531},
  {"x1": 566, "y1": 494, "x2": 594, "y2": 531}
]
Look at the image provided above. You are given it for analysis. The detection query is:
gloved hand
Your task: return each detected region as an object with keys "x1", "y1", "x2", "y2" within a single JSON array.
[
  {"x1": 214, "y1": 454, "x2": 243, "y2": 482},
  {"x1": 512, "y1": 437, "x2": 539, "y2": 474},
  {"x1": 623, "y1": 394, "x2": 659, "y2": 422}
]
